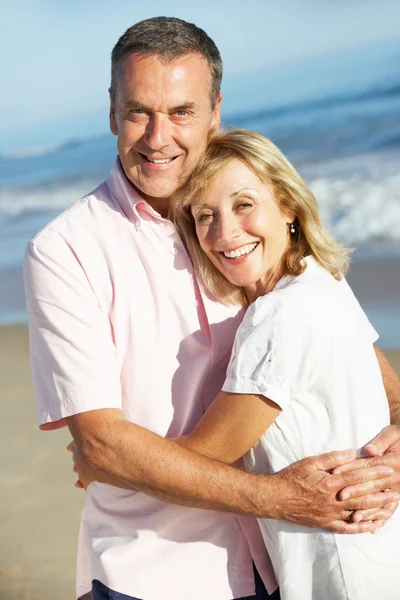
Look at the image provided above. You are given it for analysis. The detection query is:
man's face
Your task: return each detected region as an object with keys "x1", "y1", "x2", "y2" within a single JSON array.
[{"x1": 110, "y1": 53, "x2": 222, "y2": 214}]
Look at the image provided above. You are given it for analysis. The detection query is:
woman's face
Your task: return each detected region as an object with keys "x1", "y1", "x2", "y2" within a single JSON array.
[{"x1": 191, "y1": 158, "x2": 294, "y2": 301}]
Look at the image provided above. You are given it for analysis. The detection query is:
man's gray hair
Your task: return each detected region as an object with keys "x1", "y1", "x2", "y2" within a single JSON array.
[{"x1": 110, "y1": 16, "x2": 223, "y2": 108}]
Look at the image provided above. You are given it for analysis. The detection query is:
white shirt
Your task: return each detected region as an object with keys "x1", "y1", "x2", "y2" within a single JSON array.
[
  {"x1": 223, "y1": 257, "x2": 400, "y2": 600},
  {"x1": 24, "y1": 160, "x2": 276, "y2": 600}
]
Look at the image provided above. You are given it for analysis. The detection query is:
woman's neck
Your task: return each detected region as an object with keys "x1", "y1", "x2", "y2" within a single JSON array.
[{"x1": 244, "y1": 267, "x2": 285, "y2": 304}]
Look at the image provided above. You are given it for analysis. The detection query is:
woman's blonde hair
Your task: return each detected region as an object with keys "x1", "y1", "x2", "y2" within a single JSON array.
[{"x1": 170, "y1": 129, "x2": 351, "y2": 306}]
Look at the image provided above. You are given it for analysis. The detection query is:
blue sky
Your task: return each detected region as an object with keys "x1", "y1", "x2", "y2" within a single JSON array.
[{"x1": 2, "y1": 0, "x2": 400, "y2": 151}]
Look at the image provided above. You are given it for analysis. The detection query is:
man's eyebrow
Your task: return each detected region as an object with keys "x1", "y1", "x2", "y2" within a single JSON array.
[
  {"x1": 172, "y1": 102, "x2": 197, "y2": 112},
  {"x1": 121, "y1": 100, "x2": 197, "y2": 112},
  {"x1": 122, "y1": 100, "x2": 149, "y2": 111}
]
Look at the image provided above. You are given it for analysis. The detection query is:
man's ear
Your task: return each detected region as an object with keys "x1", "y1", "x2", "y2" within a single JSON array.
[
  {"x1": 109, "y1": 87, "x2": 118, "y2": 136},
  {"x1": 110, "y1": 103, "x2": 118, "y2": 136},
  {"x1": 211, "y1": 93, "x2": 222, "y2": 128}
]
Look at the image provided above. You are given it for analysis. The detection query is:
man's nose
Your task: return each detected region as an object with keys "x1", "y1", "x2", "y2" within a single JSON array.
[{"x1": 144, "y1": 113, "x2": 171, "y2": 151}]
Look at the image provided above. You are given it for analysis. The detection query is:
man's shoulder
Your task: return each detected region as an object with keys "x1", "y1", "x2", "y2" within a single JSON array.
[{"x1": 27, "y1": 180, "x2": 112, "y2": 251}]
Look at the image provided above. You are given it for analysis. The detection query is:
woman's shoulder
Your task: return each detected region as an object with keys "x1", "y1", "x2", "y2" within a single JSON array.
[{"x1": 244, "y1": 258, "x2": 353, "y2": 336}]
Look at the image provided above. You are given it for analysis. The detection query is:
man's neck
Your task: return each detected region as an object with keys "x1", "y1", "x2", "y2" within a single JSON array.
[{"x1": 120, "y1": 164, "x2": 170, "y2": 218}]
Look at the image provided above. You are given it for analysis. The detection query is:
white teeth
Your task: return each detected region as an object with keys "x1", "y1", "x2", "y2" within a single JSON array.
[
  {"x1": 146, "y1": 157, "x2": 173, "y2": 164},
  {"x1": 223, "y1": 243, "x2": 258, "y2": 259}
]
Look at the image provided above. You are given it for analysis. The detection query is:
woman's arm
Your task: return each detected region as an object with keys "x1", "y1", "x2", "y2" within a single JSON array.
[
  {"x1": 71, "y1": 392, "x2": 281, "y2": 489},
  {"x1": 176, "y1": 391, "x2": 281, "y2": 464}
]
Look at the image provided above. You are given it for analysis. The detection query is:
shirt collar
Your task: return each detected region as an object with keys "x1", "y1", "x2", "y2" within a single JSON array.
[{"x1": 106, "y1": 157, "x2": 171, "y2": 230}]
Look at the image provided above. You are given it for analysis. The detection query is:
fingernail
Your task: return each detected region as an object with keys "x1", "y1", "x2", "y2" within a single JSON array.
[
  {"x1": 366, "y1": 443, "x2": 377, "y2": 452},
  {"x1": 341, "y1": 492, "x2": 350, "y2": 500},
  {"x1": 353, "y1": 513, "x2": 362, "y2": 523},
  {"x1": 381, "y1": 467, "x2": 394, "y2": 474}
]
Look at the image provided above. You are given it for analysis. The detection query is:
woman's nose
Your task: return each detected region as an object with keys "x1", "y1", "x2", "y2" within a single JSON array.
[{"x1": 215, "y1": 213, "x2": 240, "y2": 244}]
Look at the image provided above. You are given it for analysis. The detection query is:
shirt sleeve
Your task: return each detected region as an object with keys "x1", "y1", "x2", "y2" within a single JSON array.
[
  {"x1": 222, "y1": 292, "x2": 321, "y2": 409},
  {"x1": 24, "y1": 233, "x2": 122, "y2": 430}
]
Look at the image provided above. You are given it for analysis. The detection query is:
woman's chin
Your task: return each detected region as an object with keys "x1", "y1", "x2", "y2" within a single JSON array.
[{"x1": 225, "y1": 275, "x2": 259, "y2": 289}]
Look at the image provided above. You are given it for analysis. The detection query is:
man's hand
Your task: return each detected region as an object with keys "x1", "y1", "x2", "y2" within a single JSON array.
[
  {"x1": 270, "y1": 449, "x2": 398, "y2": 533},
  {"x1": 331, "y1": 425, "x2": 400, "y2": 524}
]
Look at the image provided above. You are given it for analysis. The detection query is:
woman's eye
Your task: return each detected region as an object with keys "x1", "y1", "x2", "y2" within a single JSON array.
[
  {"x1": 196, "y1": 213, "x2": 213, "y2": 223},
  {"x1": 237, "y1": 202, "x2": 252, "y2": 210}
]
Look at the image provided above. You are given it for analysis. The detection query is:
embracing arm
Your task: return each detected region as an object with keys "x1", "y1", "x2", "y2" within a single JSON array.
[
  {"x1": 176, "y1": 391, "x2": 280, "y2": 464},
  {"x1": 68, "y1": 398, "x2": 396, "y2": 533},
  {"x1": 375, "y1": 346, "x2": 400, "y2": 425}
]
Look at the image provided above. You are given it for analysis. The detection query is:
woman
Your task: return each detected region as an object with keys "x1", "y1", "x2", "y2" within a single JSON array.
[{"x1": 169, "y1": 129, "x2": 400, "y2": 600}]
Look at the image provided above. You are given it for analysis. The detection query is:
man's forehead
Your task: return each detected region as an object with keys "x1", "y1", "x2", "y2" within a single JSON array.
[{"x1": 114, "y1": 52, "x2": 213, "y2": 100}]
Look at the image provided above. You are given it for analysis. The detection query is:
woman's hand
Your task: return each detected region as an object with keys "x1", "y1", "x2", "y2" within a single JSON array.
[
  {"x1": 67, "y1": 439, "x2": 138, "y2": 491},
  {"x1": 67, "y1": 440, "x2": 97, "y2": 490}
]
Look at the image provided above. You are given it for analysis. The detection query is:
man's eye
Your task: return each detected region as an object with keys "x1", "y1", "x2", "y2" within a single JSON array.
[{"x1": 128, "y1": 108, "x2": 147, "y2": 118}]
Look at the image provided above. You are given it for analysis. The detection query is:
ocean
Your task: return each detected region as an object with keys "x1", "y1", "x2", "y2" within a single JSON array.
[{"x1": 1, "y1": 39, "x2": 399, "y2": 346}]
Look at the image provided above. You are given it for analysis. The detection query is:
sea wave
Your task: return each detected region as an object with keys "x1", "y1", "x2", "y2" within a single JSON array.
[
  {"x1": 229, "y1": 81, "x2": 400, "y2": 129},
  {"x1": 0, "y1": 142, "x2": 66, "y2": 161},
  {"x1": 0, "y1": 178, "x2": 101, "y2": 215},
  {"x1": 0, "y1": 148, "x2": 399, "y2": 272}
]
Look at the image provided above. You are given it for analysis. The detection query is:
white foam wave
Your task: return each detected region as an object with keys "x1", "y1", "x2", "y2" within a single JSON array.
[
  {"x1": 310, "y1": 173, "x2": 400, "y2": 244},
  {"x1": 1, "y1": 150, "x2": 400, "y2": 246},
  {"x1": 1, "y1": 142, "x2": 66, "y2": 160},
  {"x1": 0, "y1": 179, "x2": 99, "y2": 215},
  {"x1": 303, "y1": 150, "x2": 400, "y2": 244}
]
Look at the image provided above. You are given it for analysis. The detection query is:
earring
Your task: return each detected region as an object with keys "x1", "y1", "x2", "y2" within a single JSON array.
[{"x1": 290, "y1": 222, "x2": 296, "y2": 234}]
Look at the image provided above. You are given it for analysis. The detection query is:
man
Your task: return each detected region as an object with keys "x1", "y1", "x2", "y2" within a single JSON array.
[{"x1": 24, "y1": 17, "x2": 400, "y2": 600}]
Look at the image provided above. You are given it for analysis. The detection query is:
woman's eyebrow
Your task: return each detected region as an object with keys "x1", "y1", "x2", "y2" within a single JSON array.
[{"x1": 230, "y1": 187, "x2": 257, "y2": 198}]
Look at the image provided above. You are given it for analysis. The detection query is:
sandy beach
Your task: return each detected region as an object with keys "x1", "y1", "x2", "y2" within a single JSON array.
[
  {"x1": 0, "y1": 325, "x2": 84, "y2": 600},
  {"x1": 0, "y1": 324, "x2": 399, "y2": 600}
]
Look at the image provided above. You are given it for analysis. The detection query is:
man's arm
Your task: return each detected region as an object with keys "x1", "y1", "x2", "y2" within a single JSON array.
[
  {"x1": 375, "y1": 346, "x2": 400, "y2": 425},
  {"x1": 66, "y1": 407, "x2": 397, "y2": 533}
]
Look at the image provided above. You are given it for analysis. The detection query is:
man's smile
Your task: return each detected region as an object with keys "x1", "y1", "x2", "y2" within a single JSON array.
[{"x1": 139, "y1": 153, "x2": 180, "y2": 165}]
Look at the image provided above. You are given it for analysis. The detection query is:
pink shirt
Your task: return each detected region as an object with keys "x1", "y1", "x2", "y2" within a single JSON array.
[{"x1": 24, "y1": 159, "x2": 277, "y2": 600}]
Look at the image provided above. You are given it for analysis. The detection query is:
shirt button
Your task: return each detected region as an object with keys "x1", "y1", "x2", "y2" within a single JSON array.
[{"x1": 258, "y1": 383, "x2": 267, "y2": 393}]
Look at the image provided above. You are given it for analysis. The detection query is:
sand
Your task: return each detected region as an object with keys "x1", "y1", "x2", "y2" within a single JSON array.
[
  {"x1": 0, "y1": 325, "x2": 84, "y2": 600},
  {"x1": 0, "y1": 325, "x2": 399, "y2": 600}
]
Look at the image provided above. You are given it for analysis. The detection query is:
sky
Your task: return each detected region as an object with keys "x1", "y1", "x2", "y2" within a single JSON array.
[{"x1": 2, "y1": 0, "x2": 400, "y2": 151}]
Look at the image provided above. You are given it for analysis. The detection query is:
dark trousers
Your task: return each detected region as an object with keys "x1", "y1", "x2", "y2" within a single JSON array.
[{"x1": 92, "y1": 567, "x2": 280, "y2": 599}]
